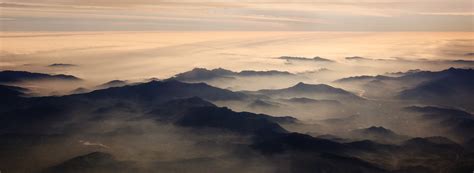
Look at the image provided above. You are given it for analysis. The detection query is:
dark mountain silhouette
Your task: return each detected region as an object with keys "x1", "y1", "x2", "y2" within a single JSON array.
[
  {"x1": 350, "y1": 126, "x2": 409, "y2": 144},
  {"x1": 1, "y1": 69, "x2": 473, "y2": 173},
  {"x1": 385, "y1": 69, "x2": 422, "y2": 77},
  {"x1": 405, "y1": 106, "x2": 474, "y2": 142},
  {"x1": 335, "y1": 75, "x2": 393, "y2": 83},
  {"x1": 70, "y1": 87, "x2": 89, "y2": 94},
  {"x1": 0, "y1": 84, "x2": 26, "y2": 98},
  {"x1": 466, "y1": 138, "x2": 474, "y2": 151},
  {"x1": 148, "y1": 97, "x2": 296, "y2": 135},
  {"x1": 0, "y1": 81, "x2": 291, "y2": 135},
  {"x1": 345, "y1": 56, "x2": 371, "y2": 61},
  {"x1": 96, "y1": 80, "x2": 129, "y2": 89},
  {"x1": 47, "y1": 63, "x2": 77, "y2": 68},
  {"x1": 337, "y1": 68, "x2": 471, "y2": 85},
  {"x1": 173, "y1": 68, "x2": 293, "y2": 81},
  {"x1": 250, "y1": 130, "x2": 474, "y2": 173},
  {"x1": 247, "y1": 99, "x2": 279, "y2": 108},
  {"x1": 173, "y1": 68, "x2": 234, "y2": 81},
  {"x1": 278, "y1": 56, "x2": 334, "y2": 62},
  {"x1": 283, "y1": 97, "x2": 341, "y2": 105},
  {"x1": 74, "y1": 80, "x2": 247, "y2": 103},
  {"x1": 335, "y1": 68, "x2": 474, "y2": 104},
  {"x1": 353, "y1": 126, "x2": 396, "y2": 136},
  {"x1": 252, "y1": 132, "x2": 347, "y2": 154},
  {"x1": 401, "y1": 136, "x2": 464, "y2": 156},
  {"x1": 238, "y1": 70, "x2": 292, "y2": 76},
  {"x1": 0, "y1": 80, "x2": 248, "y2": 134},
  {"x1": 0, "y1": 84, "x2": 27, "y2": 108},
  {"x1": 252, "y1": 82, "x2": 363, "y2": 101},
  {"x1": 175, "y1": 106, "x2": 288, "y2": 135},
  {"x1": 42, "y1": 152, "x2": 138, "y2": 173},
  {"x1": 398, "y1": 68, "x2": 474, "y2": 111},
  {"x1": 251, "y1": 133, "x2": 387, "y2": 173},
  {"x1": 0, "y1": 70, "x2": 81, "y2": 83},
  {"x1": 158, "y1": 96, "x2": 216, "y2": 109}
]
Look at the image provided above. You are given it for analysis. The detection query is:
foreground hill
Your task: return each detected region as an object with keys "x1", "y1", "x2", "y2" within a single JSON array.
[{"x1": 1, "y1": 76, "x2": 473, "y2": 173}]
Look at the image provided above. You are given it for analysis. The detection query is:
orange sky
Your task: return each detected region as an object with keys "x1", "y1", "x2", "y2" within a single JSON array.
[
  {"x1": 1, "y1": 32, "x2": 473, "y2": 82},
  {"x1": 0, "y1": 0, "x2": 473, "y2": 31}
]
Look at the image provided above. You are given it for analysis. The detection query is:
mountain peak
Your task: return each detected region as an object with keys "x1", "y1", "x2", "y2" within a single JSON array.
[
  {"x1": 289, "y1": 82, "x2": 331, "y2": 90},
  {"x1": 295, "y1": 82, "x2": 307, "y2": 86},
  {"x1": 365, "y1": 126, "x2": 393, "y2": 134},
  {"x1": 351, "y1": 126, "x2": 399, "y2": 138}
]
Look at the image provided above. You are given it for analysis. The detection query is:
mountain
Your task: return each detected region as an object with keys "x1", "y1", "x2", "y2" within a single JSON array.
[
  {"x1": 148, "y1": 97, "x2": 295, "y2": 135},
  {"x1": 175, "y1": 106, "x2": 288, "y2": 136},
  {"x1": 335, "y1": 68, "x2": 471, "y2": 85},
  {"x1": 252, "y1": 132, "x2": 347, "y2": 154},
  {"x1": 405, "y1": 106, "x2": 474, "y2": 142},
  {"x1": 401, "y1": 136, "x2": 464, "y2": 156},
  {"x1": 0, "y1": 84, "x2": 27, "y2": 108},
  {"x1": 278, "y1": 56, "x2": 335, "y2": 62},
  {"x1": 385, "y1": 69, "x2": 422, "y2": 77},
  {"x1": 345, "y1": 56, "x2": 371, "y2": 61},
  {"x1": 247, "y1": 99, "x2": 280, "y2": 108},
  {"x1": 251, "y1": 133, "x2": 386, "y2": 173},
  {"x1": 173, "y1": 68, "x2": 234, "y2": 81},
  {"x1": 350, "y1": 126, "x2": 409, "y2": 144},
  {"x1": 0, "y1": 80, "x2": 249, "y2": 134},
  {"x1": 47, "y1": 63, "x2": 77, "y2": 68},
  {"x1": 0, "y1": 70, "x2": 81, "y2": 83},
  {"x1": 398, "y1": 68, "x2": 474, "y2": 111},
  {"x1": 96, "y1": 80, "x2": 129, "y2": 89},
  {"x1": 0, "y1": 84, "x2": 26, "y2": 98},
  {"x1": 1, "y1": 69, "x2": 473, "y2": 173},
  {"x1": 283, "y1": 97, "x2": 341, "y2": 105},
  {"x1": 334, "y1": 68, "x2": 474, "y2": 103},
  {"x1": 42, "y1": 152, "x2": 138, "y2": 173},
  {"x1": 0, "y1": 80, "x2": 289, "y2": 135},
  {"x1": 173, "y1": 68, "x2": 293, "y2": 81},
  {"x1": 335, "y1": 75, "x2": 393, "y2": 83},
  {"x1": 70, "y1": 87, "x2": 89, "y2": 94},
  {"x1": 75, "y1": 80, "x2": 247, "y2": 103},
  {"x1": 251, "y1": 82, "x2": 363, "y2": 101}
]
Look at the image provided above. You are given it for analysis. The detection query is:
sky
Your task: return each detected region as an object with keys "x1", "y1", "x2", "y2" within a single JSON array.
[
  {"x1": 0, "y1": 1, "x2": 473, "y2": 95},
  {"x1": 0, "y1": 0, "x2": 473, "y2": 31}
]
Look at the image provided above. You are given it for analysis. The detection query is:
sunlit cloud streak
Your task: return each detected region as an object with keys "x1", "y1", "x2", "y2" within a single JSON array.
[{"x1": 0, "y1": 0, "x2": 472, "y2": 31}]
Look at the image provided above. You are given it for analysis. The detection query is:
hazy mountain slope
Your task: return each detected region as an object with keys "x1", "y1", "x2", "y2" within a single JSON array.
[
  {"x1": 0, "y1": 70, "x2": 81, "y2": 83},
  {"x1": 74, "y1": 80, "x2": 247, "y2": 103},
  {"x1": 173, "y1": 68, "x2": 294, "y2": 82},
  {"x1": 398, "y1": 68, "x2": 474, "y2": 111},
  {"x1": 405, "y1": 106, "x2": 474, "y2": 142},
  {"x1": 248, "y1": 82, "x2": 363, "y2": 101}
]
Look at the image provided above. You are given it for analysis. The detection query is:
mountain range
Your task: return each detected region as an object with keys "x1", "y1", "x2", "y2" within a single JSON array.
[{"x1": 0, "y1": 68, "x2": 473, "y2": 173}]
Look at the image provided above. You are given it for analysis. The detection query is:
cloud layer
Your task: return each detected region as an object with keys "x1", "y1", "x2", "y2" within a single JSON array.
[{"x1": 1, "y1": 0, "x2": 472, "y2": 31}]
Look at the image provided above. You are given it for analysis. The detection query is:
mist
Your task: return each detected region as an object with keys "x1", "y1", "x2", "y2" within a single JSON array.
[{"x1": 1, "y1": 31, "x2": 474, "y2": 173}]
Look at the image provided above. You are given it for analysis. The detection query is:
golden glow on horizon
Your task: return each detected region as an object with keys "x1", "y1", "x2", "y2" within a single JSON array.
[{"x1": 1, "y1": 32, "x2": 472, "y2": 81}]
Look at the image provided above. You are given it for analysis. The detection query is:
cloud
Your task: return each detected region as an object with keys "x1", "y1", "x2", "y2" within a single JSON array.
[
  {"x1": 420, "y1": 12, "x2": 474, "y2": 16},
  {"x1": 1, "y1": 0, "x2": 472, "y2": 31},
  {"x1": 79, "y1": 140, "x2": 110, "y2": 148}
]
